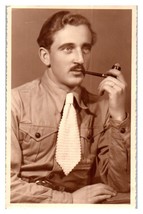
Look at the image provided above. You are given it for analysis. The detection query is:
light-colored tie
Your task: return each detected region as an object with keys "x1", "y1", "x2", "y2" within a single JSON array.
[{"x1": 55, "y1": 93, "x2": 81, "y2": 175}]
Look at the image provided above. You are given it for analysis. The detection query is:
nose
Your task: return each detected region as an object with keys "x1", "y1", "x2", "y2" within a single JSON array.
[{"x1": 74, "y1": 49, "x2": 84, "y2": 64}]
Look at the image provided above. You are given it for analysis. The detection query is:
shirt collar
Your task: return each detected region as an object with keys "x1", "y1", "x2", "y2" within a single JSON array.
[{"x1": 41, "y1": 70, "x2": 88, "y2": 113}]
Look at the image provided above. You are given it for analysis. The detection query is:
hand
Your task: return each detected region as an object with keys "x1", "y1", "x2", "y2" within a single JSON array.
[
  {"x1": 98, "y1": 68, "x2": 127, "y2": 121},
  {"x1": 72, "y1": 183, "x2": 117, "y2": 204}
]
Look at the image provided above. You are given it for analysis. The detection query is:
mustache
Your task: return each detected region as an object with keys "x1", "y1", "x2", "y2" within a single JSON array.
[{"x1": 70, "y1": 64, "x2": 85, "y2": 72}]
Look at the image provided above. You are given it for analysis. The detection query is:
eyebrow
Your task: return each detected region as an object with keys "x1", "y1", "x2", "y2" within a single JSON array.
[
  {"x1": 82, "y1": 43, "x2": 92, "y2": 49},
  {"x1": 58, "y1": 43, "x2": 75, "y2": 50},
  {"x1": 58, "y1": 42, "x2": 92, "y2": 50}
]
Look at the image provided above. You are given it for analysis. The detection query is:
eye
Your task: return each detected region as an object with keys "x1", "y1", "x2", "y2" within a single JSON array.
[
  {"x1": 60, "y1": 45, "x2": 74, "y2": 54},
  {"x1": 82, "y1": 45, "x2": 91, "y2": 54},
  {"x1": 64, "y1": 46, "x2": 73, "y2": 53}
]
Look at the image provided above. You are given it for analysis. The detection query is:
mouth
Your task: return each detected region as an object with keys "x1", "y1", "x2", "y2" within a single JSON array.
[
  {"x1": 70, "y1": 69, "x2": 85, "y2": 76},
  {"x1": 70, "y1": 67, "x2": 85, "y2": 74},
  {"x1": 72, "y1": 69, "x2": 83, "y2": 72}
]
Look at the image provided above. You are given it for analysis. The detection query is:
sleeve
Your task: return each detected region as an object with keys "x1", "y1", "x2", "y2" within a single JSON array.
[
  {"x1": 96, "y1": 100, "x2": 130, "y2": 193},
  {"x1": 11, "y1": 90, "x2": 73, "y2": 203}
]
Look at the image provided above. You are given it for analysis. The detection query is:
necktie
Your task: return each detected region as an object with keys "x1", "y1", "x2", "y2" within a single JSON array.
[{"x1": 55, "y1": 93, "x2": 81, "y2": 175}]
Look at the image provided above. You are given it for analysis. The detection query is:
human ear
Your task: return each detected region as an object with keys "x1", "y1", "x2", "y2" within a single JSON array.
[{"x1": 38, "y1": 47, "x2": 51, "y2": 67}]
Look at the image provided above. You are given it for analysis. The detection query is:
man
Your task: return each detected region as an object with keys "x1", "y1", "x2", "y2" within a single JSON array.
[{"x1": 11, "y1": 10, "x2": 130, "y2": 203}]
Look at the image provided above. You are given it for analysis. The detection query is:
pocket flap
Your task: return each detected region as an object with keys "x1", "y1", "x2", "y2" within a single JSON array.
[{"x1": 19, "y1": 123, "x2": 58, "y2": 141}]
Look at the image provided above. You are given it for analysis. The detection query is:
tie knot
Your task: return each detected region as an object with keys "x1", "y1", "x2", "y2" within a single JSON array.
[{"x1": 65, "y1": 93, "x2": 74, "y2": 104}]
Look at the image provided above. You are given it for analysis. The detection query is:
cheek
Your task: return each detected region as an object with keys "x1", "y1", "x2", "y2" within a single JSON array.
[
  {"x1": 50, "y1": 54, "x2": 69, "y2": 68},
  {"x1": 50, "y1": 55, "x2": 69, "y2": 79},
  {"x1": 84, "y1": 55, "x2": 91, "y2": 67}
]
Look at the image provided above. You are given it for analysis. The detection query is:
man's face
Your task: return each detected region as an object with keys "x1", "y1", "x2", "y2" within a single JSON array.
[{"x1": 48, "y1": 24, "x2": 92, "y2": 91}]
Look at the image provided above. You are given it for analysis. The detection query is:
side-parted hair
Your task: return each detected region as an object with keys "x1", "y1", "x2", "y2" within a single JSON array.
[{"x1": 37, "y1": 10, "x2": 96, "y2": 50}]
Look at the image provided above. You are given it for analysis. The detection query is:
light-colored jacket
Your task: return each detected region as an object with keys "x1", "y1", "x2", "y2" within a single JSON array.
[{"x1": 11, "y1": 71, "x2": 130, "y2": 203}]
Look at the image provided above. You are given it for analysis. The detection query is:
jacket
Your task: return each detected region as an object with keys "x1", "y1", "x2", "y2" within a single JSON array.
[{"x1": 11, "y1": 70, "x2": 130, "y2": 203}]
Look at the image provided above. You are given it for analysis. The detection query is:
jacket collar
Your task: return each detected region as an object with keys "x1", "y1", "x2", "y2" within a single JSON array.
[{"x1": 41, "y1": 70, "x2": 88, "y2": 113}]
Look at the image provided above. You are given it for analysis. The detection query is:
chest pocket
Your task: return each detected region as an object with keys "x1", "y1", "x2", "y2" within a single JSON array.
[{"x1": 19, "y1": 123, "x2": 58, "y2": 164}]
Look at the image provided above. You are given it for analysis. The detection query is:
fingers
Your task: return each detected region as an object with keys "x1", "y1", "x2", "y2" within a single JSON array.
[
  {"x1": 89, "y1": 183, "x2": 117, "y2": 197},
  {"x1": 87, "y1": 184, "x2": 117, "y2": 204},
  {"x1": 72, "y1": 183, "x2": 117, "y2": 204},
  {"x1": 102, "y1": 75, "x2": 125, "y2": 86},
  {"x1": 92, "y1": 194, "x2": 112, "y2": 203},
  {"x1": 107, "y1": 68, "x2": 126, "y2": 83},
  {"x1": 99, "y1": 183, "x2": 116, "y2": 193},
  {"x1": 98, "y1": 75, "x2": 126, "y2": 96}
]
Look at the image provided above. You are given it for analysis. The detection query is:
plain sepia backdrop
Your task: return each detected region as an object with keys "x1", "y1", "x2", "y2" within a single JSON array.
[{"x1": 11, "y1": 8, "x2": 132, "y2": 114}]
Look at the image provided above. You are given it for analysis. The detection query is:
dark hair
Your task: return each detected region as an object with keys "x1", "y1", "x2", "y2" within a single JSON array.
[{"x1": 37, "y1": 10, "x2": 96, "y2": 50}]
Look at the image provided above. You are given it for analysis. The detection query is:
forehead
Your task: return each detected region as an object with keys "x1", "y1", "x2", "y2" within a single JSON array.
[{"x1": 52, "y1": 24, "x2": 92, "y2": 46}]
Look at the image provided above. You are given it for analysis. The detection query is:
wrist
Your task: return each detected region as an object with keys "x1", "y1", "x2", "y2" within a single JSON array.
[{"x1": 111, "y1": 112, "x2": 127, "y2": 122}]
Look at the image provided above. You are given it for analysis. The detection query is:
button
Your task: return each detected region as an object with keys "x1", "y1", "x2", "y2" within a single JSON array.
[
  {"x1": 120, "y1": 128, "x2": 126, "y2": 133},
  {"x1": 35, "y1": 132, "x2": 41, "y2": 138},
  {"x1": 35, "y1": 180, "x2": 41, "y2": 185},
  {"x1": 87, "y1": 130, "x2": 91, "y2": 140},
  {"x1": 87, "y1": 135, "x2": 91, "y2": 140}
]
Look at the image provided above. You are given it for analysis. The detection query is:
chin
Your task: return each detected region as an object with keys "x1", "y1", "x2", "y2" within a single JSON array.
[{"x1": 68, "y1": 79, "x2": 83, "y2": 89}]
